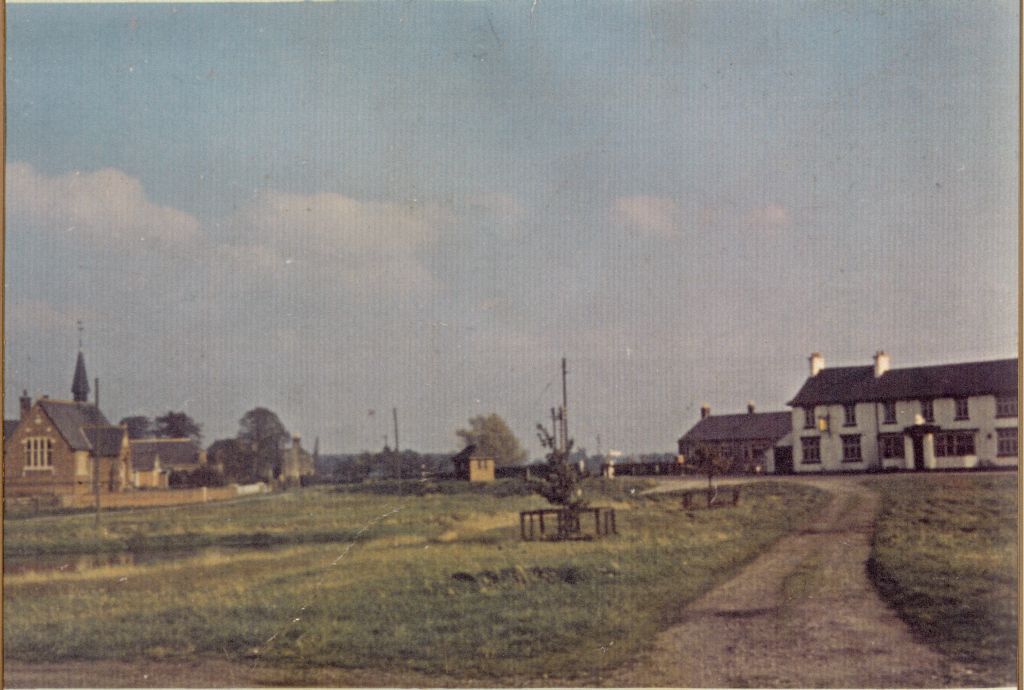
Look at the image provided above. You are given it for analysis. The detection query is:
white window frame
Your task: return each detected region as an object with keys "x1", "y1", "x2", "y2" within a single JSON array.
[
  {"x1": 842, "y1": 403, "x2": 857, "y2": 427},
  {"x1": 24, "y1": 437, "x2": 54, "y2": 471}
]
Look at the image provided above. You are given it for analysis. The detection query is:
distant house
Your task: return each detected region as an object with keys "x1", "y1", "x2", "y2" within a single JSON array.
[
  {"x1": 678, "y1": 403, "x2": 793, "y2": 474},
  {"x1": 279, "y1": 435, "x2": 314, "y2": 485},
  {"x1": 3, "y1": 352, "x2": 130, "y2": 498},
  {"x1": 452, "y1": 445, "x2": 496, "y2": 482},
  {"x1": 788, "y1": 352, "x2": 1018, "y2": 472},
  {"x1": 129, "y1": 438, "x2": 206, "y2": 488}
]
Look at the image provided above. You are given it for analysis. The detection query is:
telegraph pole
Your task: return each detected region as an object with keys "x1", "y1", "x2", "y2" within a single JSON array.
[
  {"x1": 392, "y1": 407, "x2": 400, "y2": 453},
  {"x1": 561, "y1": 357, "x2": 569, "y2": 453}
]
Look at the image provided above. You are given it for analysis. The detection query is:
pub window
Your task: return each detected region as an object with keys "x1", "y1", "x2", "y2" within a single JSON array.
[
  {"x1": 841, "y1": 434, "x2": 862, "y2": 462},
  {"x1": 995, "y1": 395, "x2": 1017, "y2": 419},
  {"x1": 954, "y1": 397, "x2": 969, "y2": 421},
  {"x1": 934, "y1": 431, "x2": 976, "y2": 457},
  {"x1": 842, "y1": 403, "x2": 857, "y2": 427},
  {"x1": 997, "y1": 428, "x2": 1018, "y2": 457},
  {"x1": 879, "y1": 434, "x2": 904, "y2": 459},
  {"x1": 801, "y1": 437, "x2": 820, "y2": 464},
  {"x1": 920, "y1": 399, "x2": 934, "y2": 423},
  {"x1": 882, "y1": 401, "x2": 897, "y2": 425},
  {"x1": 803, "y1": 407, "x2": 815, "y2": 429}
]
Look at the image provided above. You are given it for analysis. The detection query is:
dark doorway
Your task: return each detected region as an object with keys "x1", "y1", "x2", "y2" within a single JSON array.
[
  {"x1": 774, "y1": 446, "x2": 793, "y2": 474},
  {"x1": 911, "y1": 435, "x2": 925, "y2": 470}
]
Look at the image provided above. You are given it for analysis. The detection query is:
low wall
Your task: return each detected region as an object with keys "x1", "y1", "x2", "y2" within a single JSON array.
[{"x1": 59, "y1": 485, "x2": 241, "y2": 509}]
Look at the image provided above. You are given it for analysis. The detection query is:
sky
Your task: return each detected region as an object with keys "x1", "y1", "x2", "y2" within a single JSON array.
[{"x1": 4, "y1": 1, "x2": 1019, "y2": 457}]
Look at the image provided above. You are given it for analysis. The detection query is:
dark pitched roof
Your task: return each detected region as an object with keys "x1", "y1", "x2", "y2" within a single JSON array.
[
  {"x1": 130, "y1": 438, "x2": 202, "y2": 471},
  {"x1": 789, "y1": 358, "x2": 1018, "y2": 406},
  {"x1": 83, "y1": 426, "x2": 126, "y2": 457},
  {"x1": 38, "y1": 399, "x2": 111, "y2": 451},
  {"x1": 679, "y1": 411, "x2": 792, "y2": 445},
  {"x1": 4, "y1": 419, "x2": 21, "y2": 441}
]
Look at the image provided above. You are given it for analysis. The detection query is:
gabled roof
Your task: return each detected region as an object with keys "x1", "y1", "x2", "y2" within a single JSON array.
[
  {"x1": 83, "y1": 426, "x2": 126, "y2": 457},
  {"x1": 130, "y1": 438, "x2": 202, "y2": 471},
  {"x1": 789, "y1": 358, "x2": 1018, "y2": 406},
  {"x1": 679, "y1": 411, "x2": 792, "y2": 445},
  {"x1": 37, "y1": 399, "x2": 112, "y2": 451},
  {"x1": 4, "y1": 419, "x2": 21, "y2": 441}
]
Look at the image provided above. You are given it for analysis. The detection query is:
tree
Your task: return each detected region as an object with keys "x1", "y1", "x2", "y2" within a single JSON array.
[
  {"x1": 119, "y1": 416, "x2": 153, "y2": 439},
  {"x1": 455, "y1": 414, "x2": 527, "y2": 467},
  {"x1": 529, "y1": 423, "x2": 587, "y2": 539},
  {"x1": 153, "y1": 411, "x2": 202, "y2": 444},
  {"x1": 238, "y1": 407, "x2": 291, "y2": 482},
  {"x1": 208, "y1": 438, "x2": 258, "y2": 484},
  {"x1": 687, "y1": 443, "x2": 733, "y2": 504}
]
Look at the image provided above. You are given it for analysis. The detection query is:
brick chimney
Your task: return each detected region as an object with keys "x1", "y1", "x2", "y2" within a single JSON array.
[
  {"x1": 809, "y1": 352, "x2": 825, "y2": 377},
  {"x1": 873, "y1": 351, "x2": 890, "y2": 378},
  {"x1": 19, "y1": 390, "x2": 31, "y2": 419},
  {"x1": 747, "y1": 401, "x2": 756, "y2": 414},
  {"x1": 700, "y1": 404, "x2": 711, "y2": 420}
]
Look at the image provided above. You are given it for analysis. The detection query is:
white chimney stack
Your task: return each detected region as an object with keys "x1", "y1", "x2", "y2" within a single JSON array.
[
  {"x1": 873, "y1": 351, "x2": 890, "y2": 378},
  {"x1": 809, "y1": 352, "x2": 825, "y2": 377}
]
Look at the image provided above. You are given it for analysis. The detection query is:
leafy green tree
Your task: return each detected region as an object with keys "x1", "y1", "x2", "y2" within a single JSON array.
[
  {"x1": 455, "y1": 414, "x2": 527, "y2": 467},
  {"x1": 238, "y1": 407, "x2": 291, "y2": 481},
  {"x1": 687, "y1": 442, "x2": 733, "y2": 503},
  {"x1": 119, "y1": 416, "x2": 153, "y2": 439},
  {"x1": 153, "y1": 411, "x2": 202, "y2": 444},
  {"x1": 208, "y1": 438, "x2": 257, "y2": 483}
]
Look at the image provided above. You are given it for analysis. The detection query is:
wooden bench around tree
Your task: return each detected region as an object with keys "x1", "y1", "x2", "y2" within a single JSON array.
[{"x1": 520, "y1": 507, "x2": 617, "y2": 541}]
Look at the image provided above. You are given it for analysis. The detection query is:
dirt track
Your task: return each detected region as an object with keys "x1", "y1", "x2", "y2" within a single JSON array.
[
  {"x1": 5, "y1": 478, "x2": 979, "y2": 688},
  {"x1": 602, "y1": 476, "x2": 977, "y2": 688}
]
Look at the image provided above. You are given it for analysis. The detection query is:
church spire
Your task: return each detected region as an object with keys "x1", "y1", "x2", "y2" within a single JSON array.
[{"x1": 72, "y1": 351, "x2": 90, "y2": 403}]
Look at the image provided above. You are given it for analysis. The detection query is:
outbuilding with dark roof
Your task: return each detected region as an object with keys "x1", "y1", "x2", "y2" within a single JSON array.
[{"x1": 678, "y1": 404, "x2": 794, "y2": 474}]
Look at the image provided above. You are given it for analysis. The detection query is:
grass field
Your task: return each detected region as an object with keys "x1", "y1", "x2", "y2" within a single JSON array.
[
  {"x1": 4, "y1": 479, "x2": 827, "y2": 683},
  {"x1": 865, "y1": 472, "x2": 1018, "y2": 687}
]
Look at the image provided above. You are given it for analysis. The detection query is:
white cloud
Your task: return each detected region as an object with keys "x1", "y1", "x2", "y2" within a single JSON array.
[
  {"x1": 219, "y1": 190, "x2": 451, "y2": 296},
  {"x1": 612, "y1": 195, "x2": 681, "y2": 237},
  {"x1": 6, "y1": 162, "x2": 200, "y2": 247}
]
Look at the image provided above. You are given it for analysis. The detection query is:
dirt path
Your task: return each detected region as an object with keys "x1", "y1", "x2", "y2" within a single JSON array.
[{"x1": 603, "y1": 476, "x2": 974, "y2": 688}]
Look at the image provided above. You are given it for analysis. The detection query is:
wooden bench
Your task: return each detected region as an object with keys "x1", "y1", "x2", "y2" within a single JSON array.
[{"x1": 681, "y1": 486, "x2": 741, "y2": 509}]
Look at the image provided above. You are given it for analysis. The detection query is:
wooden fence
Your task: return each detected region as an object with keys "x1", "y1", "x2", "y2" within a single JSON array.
[{"x1": 59, "y1": 485, "x2": 245, "y2": 510}]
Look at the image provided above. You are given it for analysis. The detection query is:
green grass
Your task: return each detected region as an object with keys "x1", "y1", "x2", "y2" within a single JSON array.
[
  {"x1": 864, "y1": 472, "x2": 1018, "y2": 686},
  {"x1": 4, "y1": 480, "x2": 826, "y2": 683}
]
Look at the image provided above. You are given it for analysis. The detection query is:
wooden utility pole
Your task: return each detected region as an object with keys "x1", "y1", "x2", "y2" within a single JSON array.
[
  {"x1": 561, "y1": 357, "x2": 569, "y2": 453},
  {"x1": 93, "y1": 454, "x2": 101, "y2": 527},
  {"x1": 392, "y1": 407, "x2": 400, "y2": 453}
]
